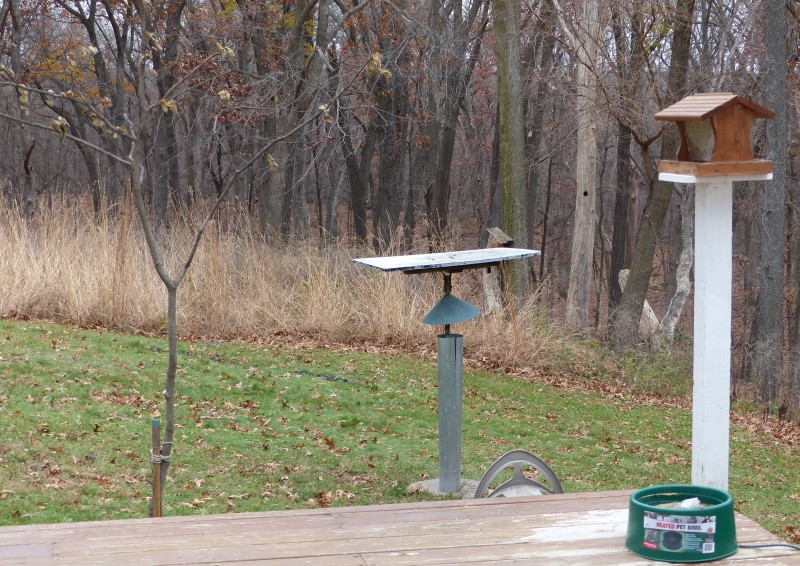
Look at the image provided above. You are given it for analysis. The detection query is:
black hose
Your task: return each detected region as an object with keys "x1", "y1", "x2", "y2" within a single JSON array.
[{"x1": 738, "y1": 542, "x2": 800, "y2": 551}]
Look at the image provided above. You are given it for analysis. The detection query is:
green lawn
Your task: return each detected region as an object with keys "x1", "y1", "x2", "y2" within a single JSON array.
[{"x1": 0, "y1": 320, "x2": 797, "y2": 543}]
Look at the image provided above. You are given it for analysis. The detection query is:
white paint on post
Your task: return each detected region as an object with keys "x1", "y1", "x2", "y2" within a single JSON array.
[{"x1": 692, "y1": 179, "x2": 733, "y2": 491}]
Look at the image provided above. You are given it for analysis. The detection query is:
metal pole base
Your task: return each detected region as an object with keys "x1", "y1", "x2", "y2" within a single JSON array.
[{"x1": 437, "y1": 333, "x2": 463, "y2": 493}]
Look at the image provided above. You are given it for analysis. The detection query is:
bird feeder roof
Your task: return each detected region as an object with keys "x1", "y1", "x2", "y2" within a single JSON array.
[{"x1": 654, "y1": 93, "x2": 775, "y2": 122}]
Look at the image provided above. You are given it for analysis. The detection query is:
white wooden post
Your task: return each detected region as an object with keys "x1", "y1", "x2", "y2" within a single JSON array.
[
  {"x1": 692, "y1": 178, "x2": 732, "y2": 491},
  {"x1": 660, "y1": 172, "x2": 771, "y2": 491}
]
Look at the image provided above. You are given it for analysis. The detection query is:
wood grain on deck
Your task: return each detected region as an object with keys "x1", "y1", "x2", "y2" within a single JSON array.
[{"x1": 1, "y1": 491, "x2": 797, "y2": 565}]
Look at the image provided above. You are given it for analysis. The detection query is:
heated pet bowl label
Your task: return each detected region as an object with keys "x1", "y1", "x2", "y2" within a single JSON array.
[{"x1": 642, "y1": 512, "x2": 717, "y2": 554}]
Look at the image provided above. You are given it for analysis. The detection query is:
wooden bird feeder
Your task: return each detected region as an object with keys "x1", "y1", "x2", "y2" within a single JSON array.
[
  {"x1": 654, "y1": 93, "x2": 774, "y2": 492},
  {"x1": 655, "y1": 92, "x2": 774, "y2": 177}
]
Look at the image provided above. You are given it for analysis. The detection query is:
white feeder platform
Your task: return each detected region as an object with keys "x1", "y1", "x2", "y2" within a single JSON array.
[
  {"x1": 659, "y1": 172, "x2": 773, "y2": 184},
  {"x1": 354, "y1": 248, "x2": 540, "y2": 274}
]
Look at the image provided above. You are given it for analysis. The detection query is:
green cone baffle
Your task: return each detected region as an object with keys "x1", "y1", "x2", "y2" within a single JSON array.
[{"x1": 422, "y1": 294, "x2": 480, "y2": 326}]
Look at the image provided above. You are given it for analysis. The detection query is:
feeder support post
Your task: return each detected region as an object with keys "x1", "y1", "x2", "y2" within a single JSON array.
[
  {"x1": 660, "y1": 171, "x2": 772, "y2": 492},
  {"x1": 437, "y1": 333, "x2": 463, "y2": 492},
  {"x1": 352, "y1": 248, "x2": 540, "y2": 495},
  {"x1": 443, "y1": 273, "x2": 452, "y2": 336},
  {"x1": 692, "y1": 179, "x2": 733, "y2": 491}
]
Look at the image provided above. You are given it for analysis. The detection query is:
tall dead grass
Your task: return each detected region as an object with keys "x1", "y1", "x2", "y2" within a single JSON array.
[{"x1": 0, "y1": 202, "x2": 571, "y2": 370}]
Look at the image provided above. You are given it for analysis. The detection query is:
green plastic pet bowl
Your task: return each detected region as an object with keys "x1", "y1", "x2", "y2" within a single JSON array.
[{"x1": 626, "y1": 485, "x2": 737, "y2": 562}]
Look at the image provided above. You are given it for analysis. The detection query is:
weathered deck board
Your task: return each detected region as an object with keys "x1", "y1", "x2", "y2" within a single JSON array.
[{"x1": 0, "y1": 491, "x2": 797, "y2": 565}]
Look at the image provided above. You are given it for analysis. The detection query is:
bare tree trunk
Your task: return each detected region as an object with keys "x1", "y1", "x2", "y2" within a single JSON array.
[
  {"x1": 159, "y1": 284, "x2": 178, "y2": 489},
  {"x1": 152, "y1": 120, "x2": 172, "y2": 224},
  {"x1": 662, "y1": 199, "x2": 683, "y2": 311},
  {"x1": 565, "y1": 0, "x2": 599, "y2": 331},
  {"x1": 339, "y1": 101, "x2": 376, "y2": 245},
  {"x1": 486, "y1": 102, "x2": 501, "y2": 245},
  {"x1": 7, "y1": 0, "x2": 38, "y2": 218},
  {"x1": 402, "y1": 131, "x2": 417, "y2": 251},
  {"x1": 22, "y1": 141, "x2": 36, "y2": 222},
  {"x1": 789, "y1": 157, "x2": 800, "y2": 350},
  {"x1": 609, "y1": 123, "x2": 632, "y2": 310},
  {"x1": 750, "y1": 0, "x2": 787, "y2": 407},
  {"x1": 150, "y1": 0, "x2": 187, "y2": 227},
  {"x1": 790, "y1": 155, "x2": 800, "y2": 414},
  {"x1": 539, "y1": 156, "x2": 553, "y2": 283},
  {"x1": 373, "y1": 38, "x2": 410, "y2": 251},
  {"x1": 607, "y1": 5, "x2": 643, "y2": 311},
  {"x1": 735, "y1": 190, "x2": 761, "y2": 386},
  {"x1": 422, "y1": 0, "x2": 489, "y2": 244},
  {"x1": 607, "y1": 0, "x2": 695, "y2": 350},
  {"x1": 290, "y1": 136, "x2": 310, "y2": 240},
  {"x1": 494, "y1": 0, "x2": 530, "y2": 299},
  {"x1": 523, "y1": 0, "x2": 556, "y2": 251},
  {"x1": 324, "y1": 160, "x2": 342, "y2": 240},
  {"x1": 618, "y1": 269, "x2": 662, "y2": 340},
  {"x1": 261, "y1": 0, "x2": 320, "y2": 243},
  {"x1": 184, "y1": 113, "x2": 198, "y2": 209},
  {"x1": 660, "y1": 186, "x2": 694, "y2": 345}
]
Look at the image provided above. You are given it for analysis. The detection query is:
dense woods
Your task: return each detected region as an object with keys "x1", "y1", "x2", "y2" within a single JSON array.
[{"x1": 2, "y1": 0, "x2": 800, "y2": 415}]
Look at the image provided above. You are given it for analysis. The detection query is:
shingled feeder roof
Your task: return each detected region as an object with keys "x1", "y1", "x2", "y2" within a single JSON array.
[{"x1": 654, "y1": 93, "x2": 775, "y2": 121}]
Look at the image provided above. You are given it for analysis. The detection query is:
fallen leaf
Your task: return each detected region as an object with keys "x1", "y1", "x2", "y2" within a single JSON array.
[{"x1": 316, "y1": 490, "x2": 333, "y2": 507}]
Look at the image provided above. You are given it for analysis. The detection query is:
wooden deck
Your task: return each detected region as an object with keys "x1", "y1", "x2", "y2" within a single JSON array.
[{"x1": 1, "y1": 490, "x2": 798, "y2": 565}]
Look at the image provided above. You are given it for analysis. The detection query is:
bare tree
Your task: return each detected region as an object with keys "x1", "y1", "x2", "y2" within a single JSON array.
[
  {"x1": 420, "y1": 0, "x2": 490, "y2": 244},
  {"x1": 2, "y1": 0, "x2": 41, "y2": 217},
  {"x1": 0, "y1": 0, "x2": 335, "y2": 513},
  {"x1": 560, "y1": 0, "x2": 600, "y2": 330},
  {"x1": 607, "y1": 0, "x2": 696, "y2": 350},
  {"x1": 749, "y1": 0, "x2": 788, "y2": 408},
  {"x1": 494, "y1": 0, "x2": 531, "y2": 298},
  {"x1": 607, "y1": 2, "x2": 645, "y2": 312}
]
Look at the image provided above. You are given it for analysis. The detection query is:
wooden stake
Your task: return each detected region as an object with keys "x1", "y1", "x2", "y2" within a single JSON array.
[{"x1": 151, "y1": 418, "x2": 162, "y2": 518}]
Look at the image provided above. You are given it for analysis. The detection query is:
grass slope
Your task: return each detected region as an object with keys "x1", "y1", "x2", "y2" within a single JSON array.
[{"x1": 0, "y1": 320, "x2": 797, "y2": 543}]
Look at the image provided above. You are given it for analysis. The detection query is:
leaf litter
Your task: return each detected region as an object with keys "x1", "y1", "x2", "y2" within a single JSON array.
[{"x1": 0, "y1": 321, "x2": 798, "y2": 541}]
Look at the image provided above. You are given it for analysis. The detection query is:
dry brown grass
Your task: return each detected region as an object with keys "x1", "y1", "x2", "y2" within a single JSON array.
[{"x1": 0, "y1": 201, "x2": 571, "y2": 369}]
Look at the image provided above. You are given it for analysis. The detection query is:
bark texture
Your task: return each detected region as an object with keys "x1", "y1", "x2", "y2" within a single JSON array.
[
  {"x1": 750, "y1": 0, "x2": 787, "y2": 406},
  {"x1": 565, "y1": 0, "x2": 599, "y2": 330},
  {"x1": 494, "y1": 0, "x2": 531, "y2": 299}
]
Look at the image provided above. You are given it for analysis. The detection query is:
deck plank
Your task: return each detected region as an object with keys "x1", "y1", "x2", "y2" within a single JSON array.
[{"x1": 0, "y1": 491, "x2": 797, "y2": 565}]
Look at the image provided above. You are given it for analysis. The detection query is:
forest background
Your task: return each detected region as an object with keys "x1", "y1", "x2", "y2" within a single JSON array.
[{"x1": 1, "y1": 0, "x2": 800, "y2": 421}]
